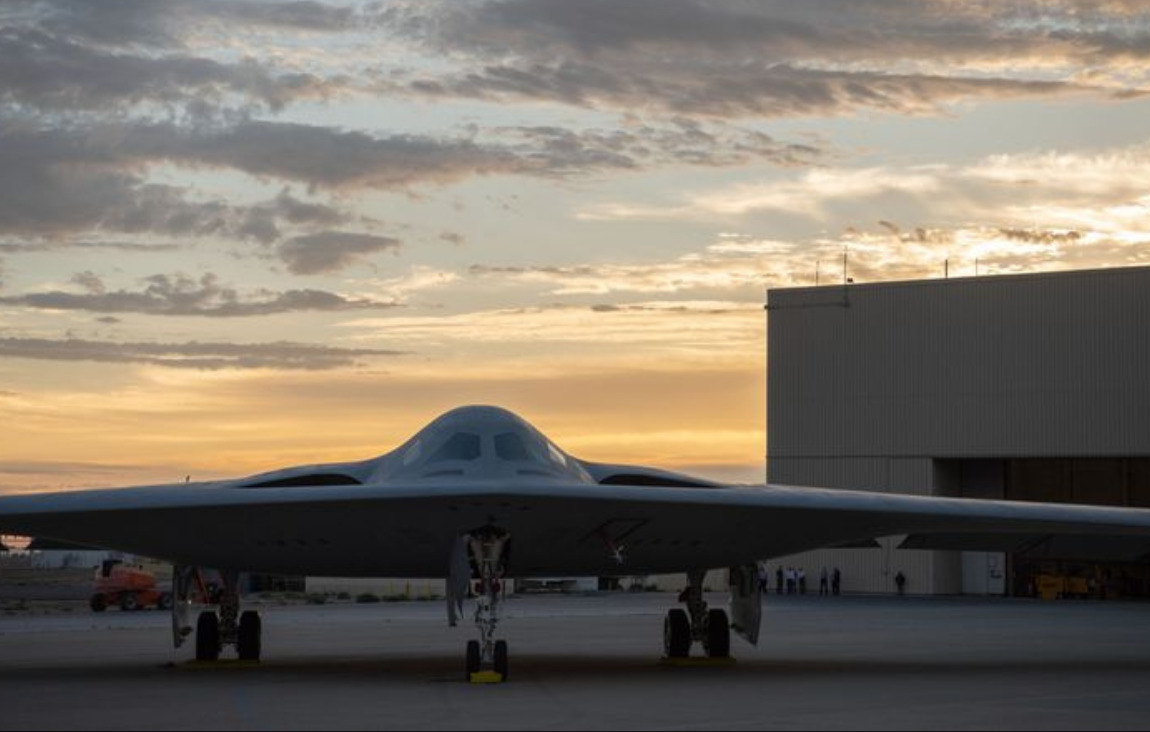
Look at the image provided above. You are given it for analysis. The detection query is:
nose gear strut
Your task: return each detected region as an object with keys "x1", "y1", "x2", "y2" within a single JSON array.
[{"x1": 462, "y1": 527, "x2": 511, "y2": 682}]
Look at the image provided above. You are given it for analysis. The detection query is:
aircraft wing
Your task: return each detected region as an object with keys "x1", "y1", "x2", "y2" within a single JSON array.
[{"x1": 3, "y1": 482, "x2": 1150, "y2": 577}]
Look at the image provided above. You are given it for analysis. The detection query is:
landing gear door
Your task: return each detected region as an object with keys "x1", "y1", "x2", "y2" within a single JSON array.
[
  {"x1": 171, "y1": 565, "x2": 195, "y2": 649},
  {"x1": 446, "y1": 535, "x2": 471, "y2": 627},
  {"x1": 728, "y1": 565, "x2": 762, "y2": 646}
]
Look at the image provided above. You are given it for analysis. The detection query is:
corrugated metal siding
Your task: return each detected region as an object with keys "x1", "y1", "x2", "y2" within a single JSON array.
[
  {"x1": 768, "y1": 267, "x2": 1150, "y2": 461},
  {"x1": 766, "y1": 267, "x2": 1150, "y2": 594}
]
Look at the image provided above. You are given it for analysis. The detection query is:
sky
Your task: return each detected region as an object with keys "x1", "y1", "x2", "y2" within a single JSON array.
[{"x1": 1, "y1": 0, "x2": 1149, "y2": 495}]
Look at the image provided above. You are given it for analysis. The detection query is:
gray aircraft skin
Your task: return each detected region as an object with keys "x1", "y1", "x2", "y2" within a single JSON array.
[
  {"x1": 4, "y1": 404, "x2": 1150, "y2": 671},
  {"x1": 3, "y1": 404, "x2": 1150, "y2": 578}
]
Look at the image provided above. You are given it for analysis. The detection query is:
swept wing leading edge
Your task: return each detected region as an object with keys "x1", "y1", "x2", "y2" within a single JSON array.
[{"x1": 3, "y1": 480, "x2": 1150, "y2": 577}]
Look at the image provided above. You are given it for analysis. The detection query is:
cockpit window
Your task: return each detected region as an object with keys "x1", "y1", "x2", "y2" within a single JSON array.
[
  {"x1": 428, "y1": 432, "x2": 482, "y2": 462},
  {"x1": 494, "y1": 432, "x2": 532, "y2": 461},
  {"x1": 546, "y1": 441, "x2": 568, "y2": 468},
  {"x1": 402, "y1": 440, "x2": 423, "y2": 466}
]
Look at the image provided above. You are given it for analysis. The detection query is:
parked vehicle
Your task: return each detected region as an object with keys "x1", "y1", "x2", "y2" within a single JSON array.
[{"x1": 90, "y1": 559, "x2": 172, "y2": 612}]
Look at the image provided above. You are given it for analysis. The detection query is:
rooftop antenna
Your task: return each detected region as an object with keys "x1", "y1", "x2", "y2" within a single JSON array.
[
  {"x1": 842, "y1": 245, "x2": 848, "y2": 285},
  {"x1": 945, "y1": 258, "x2": 950, "y2": 279}
]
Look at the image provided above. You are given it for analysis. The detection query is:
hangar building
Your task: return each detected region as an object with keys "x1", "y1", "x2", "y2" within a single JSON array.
[{"x1": 766, "y1": 266, "x2": 1150, "y2": 597}]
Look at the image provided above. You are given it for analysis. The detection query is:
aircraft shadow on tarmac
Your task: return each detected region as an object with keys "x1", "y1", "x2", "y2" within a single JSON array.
[{"x1": 5, "y1": 654, "x2": 1150, "y2": 685}]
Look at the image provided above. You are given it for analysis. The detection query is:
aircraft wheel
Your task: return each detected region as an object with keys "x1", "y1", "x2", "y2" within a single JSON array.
[
  {"x1": 705, "y1": 609, "x2": 731, "y2": 659},
  {"x1": 120, "y1": 593, "x2": 139, "y2": 612},
  {"x1": 664, "y1": 609, "x2": 692, "y2": 658},
  {"x1": 494, "y1": 640, "x2": 509, "y2": 681},
  {"x1": 466, "y1": 640, "x2": 481, "y2": 679},
  {"x1": 89, "y1": 594, "x2": 107, "y2": 613},
  {"x1": 195, "y1": 611, "x2": 220, "y2": 662},
  {"x1": 237, "y1": 611, "x2": 262, "y2": 662}
]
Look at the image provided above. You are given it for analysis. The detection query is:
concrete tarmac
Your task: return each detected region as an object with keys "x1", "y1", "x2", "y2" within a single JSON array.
[{"x1": 2, "y1": 593, "x2": 1150, "y2": 731}]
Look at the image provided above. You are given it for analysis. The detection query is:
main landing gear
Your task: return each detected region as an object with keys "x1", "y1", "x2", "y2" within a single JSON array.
[
  {"x1": 172, "y1": 567, "x2": 262, "y2": 663},
  {"x1": 464, "y1": 528, "x2": 511, "y2": 682},
  {"x1": 664, "y1": 570, "x2": 731, "y2": 660}
]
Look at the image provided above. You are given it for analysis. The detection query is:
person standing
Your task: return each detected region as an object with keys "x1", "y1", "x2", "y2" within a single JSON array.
[
  {"x1": 832, "y1": 567, "x2": 842, "y2": 596},
  {"x1": 819, "y1": 567, "x2": 829, "y2": 597},
  {"x1": 895, "y1": 571, "x2": 907, "y2": 596},
  {"x1": 798, "y1": 568, "x2": 807, "y2": 595},
  {"x1": 776, "y1": 566, "x2": 784, "y2": 596}
]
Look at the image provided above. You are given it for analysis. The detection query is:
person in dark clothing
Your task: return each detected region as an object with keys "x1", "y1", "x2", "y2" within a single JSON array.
[
  {"x1": 819, "y1": 567, "x2": 829, "y2": 597},
  {"x1": 776, "y1": 566, "x2": 784, "y2": 596},
  {"x1": 832, "y1": 567, "x2": 842, "y2": 596},
  {"x1": 895, "y1": 571, "x2": 907, "y2": 596}
]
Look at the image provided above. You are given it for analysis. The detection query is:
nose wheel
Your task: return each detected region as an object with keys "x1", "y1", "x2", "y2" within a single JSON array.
[
  {"x1": 463, "y1": 528, "x2": 511, "y2": 683},
  {"x1": 465, "y1": 639, "x2": 510, "y2": 681},
  {"x1": 494, "y1": 640, "x2": 509, "y2": 680},
  {"x1": 664, "y1": 609, "x2": 691, "y2": 658}
]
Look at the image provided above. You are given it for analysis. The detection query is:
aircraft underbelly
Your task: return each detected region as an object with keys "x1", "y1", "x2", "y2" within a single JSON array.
[{"x1": 1, "y1": 494, "x2": 897, "y2": 578}]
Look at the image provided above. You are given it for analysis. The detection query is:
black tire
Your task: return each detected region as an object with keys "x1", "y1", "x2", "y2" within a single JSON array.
[
  {"x1": 119, "y1": 593, "x2": 139, "y2": 612},
  {"x1": 237, "y1": 611, "x2": 262, "y2": 661},
  {"x1": 157, "y1": 592, "x2": 173, "y2": 611},
  {"x1": 90, "y1": 594, "x2": 108, "y2": 613},
  {"x1": 493, "y1": 640, "x2": 509, "y2": 681},
  {"x1": 705, "y1": 609, "x2": 731, "y2": 659},
  {"x1": 664, "y1": 609, "x2": 692, "y2": 658},
  {"x1": 195, "y1": 611, "x2": 220, "y2": 662},
  {"x1": 466, "y1": 640, "x2": 481, "y2": 679}
]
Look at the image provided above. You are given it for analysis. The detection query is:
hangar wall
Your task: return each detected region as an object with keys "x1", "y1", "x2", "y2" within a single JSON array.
[{"x1": 766, "y1": 266, "x2": 1150, "y2": 595}]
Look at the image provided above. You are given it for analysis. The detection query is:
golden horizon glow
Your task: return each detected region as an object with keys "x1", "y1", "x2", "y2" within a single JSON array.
[{"x1": 2, "y1": 2, "x2": 1149, "y2": 495}]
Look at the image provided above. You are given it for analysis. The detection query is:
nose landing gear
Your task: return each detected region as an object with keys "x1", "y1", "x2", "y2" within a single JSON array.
[{"x1": 463, "y1": 528, "x2": 511, "y2": 683}]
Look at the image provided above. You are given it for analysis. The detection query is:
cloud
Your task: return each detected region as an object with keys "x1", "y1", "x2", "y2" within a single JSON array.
[
  {"x1": 0, "y1": 240, "x2": 183, "y2": 254},
  {"x1": 342, "y1": 301, "x2": 762, "y2": 353},
  {"x1": 0, "y1": 121, "x2": 358, "y2": 242},
  {"x1": 502, "y1": 120, "x2": 825, "y2": 169},
  {"x1": 365, "y1": 266, "x2": 462, "y2": 301},
  {"x1": 420, "y1": 0, "x2": 1150, "y2": 65},
  {"x1": 30, "y1": 0, "x2": 365, "y2": 48},
  {"x1": 279, "y1": 231, "x2": 401, "y2": 275},
  {"x1": 0, "y1": 337, "x2": 405, "y2": 371},
  {"x1": 71, "y1": 271, "x2": 106, "y2": 294},
  {"x1": 470, "y1": 239, "x2": 810, "y2": 296},
  {"x1": 0, "y1": 124, "x2": 231, "y2": 240},
  {"x1": 581, "y1": 144, "x2": 1150, "y2": 228},
  {"x1": 0, "y1": 27, "x2": 340, "y2": 113},
  {"x1": 129, "y1": 119, "x2": 818, "y2": 188},
  {"x1": 237, "y1": 190, "x2": 349, "y2": 245},
  {"x1": 392, "y1": 0, "x2": 1149, "y2": 118},
  {"x1": 121, "y1": 120, "x2": 528, "y2": 189},
  {"x1": 0, "y1": 119, "x2": 825, "y2": 246},
  {"x1": 414, "y1": 61, "x2": 1095, "y2": 120},
  {"x1": 466, "y1": 210, "x2": 1150, "y2": 300},
  {"x1": 0, "y1": 272, "x2": 399, "y2": 317}
]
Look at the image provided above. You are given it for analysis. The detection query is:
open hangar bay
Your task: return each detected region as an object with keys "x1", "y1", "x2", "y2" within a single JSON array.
[{"x1": 3, "y1": 594, "x2": 1150, "y2": 731}]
